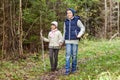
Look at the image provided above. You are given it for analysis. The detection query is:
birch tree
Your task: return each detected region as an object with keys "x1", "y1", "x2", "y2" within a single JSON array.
[{"x1": 18, "y1": 0, "x2": 23, "y2": 56}]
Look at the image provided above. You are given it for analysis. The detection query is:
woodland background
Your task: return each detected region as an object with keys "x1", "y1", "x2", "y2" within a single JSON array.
[
  {"x1": 0, "y1": 0, "x2": 120, "y2": 80},
  {"x1": 0, "y1": 0, "x2": 120, "y2": 59}
]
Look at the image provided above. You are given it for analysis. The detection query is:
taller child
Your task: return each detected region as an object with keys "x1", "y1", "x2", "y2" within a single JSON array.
[{"x1": 63, "y1": 8, "x2": 85, "y2": 75}]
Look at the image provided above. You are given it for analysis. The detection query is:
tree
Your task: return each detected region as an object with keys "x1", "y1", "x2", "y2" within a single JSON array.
[
  {"x1": 2, "y1": 0, "x2": 6, "y2": 58},
  {"x1": 104, "y1": 0, "x2": 107, "y2": 38},
  {"x1": 18, "y1": 0, "x2": 23, "y2": 56},
  {"x1": 0, "y1": 0, "x2": 119, "y2": 59}
]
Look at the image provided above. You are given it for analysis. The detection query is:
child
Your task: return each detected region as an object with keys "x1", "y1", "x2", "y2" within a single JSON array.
[
  {"x1": 42, "y1": 21, "x2": 63, "y2": 71},
  {"x1": 63, "y1": 8, "x2": 85, "y2": 75}
]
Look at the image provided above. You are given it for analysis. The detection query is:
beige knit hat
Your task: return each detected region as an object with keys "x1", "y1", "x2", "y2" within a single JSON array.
[{"x1": 51, "y1": 21, "x2": 58, "y2": 27}]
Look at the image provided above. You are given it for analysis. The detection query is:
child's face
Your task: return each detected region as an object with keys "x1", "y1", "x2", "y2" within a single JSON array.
[
  {"x1": 51, "y1": 25, "x2": 56, "y2": 30},
  {"x1": 67, "y1": 10, "x2": 73, "y2": 19}
]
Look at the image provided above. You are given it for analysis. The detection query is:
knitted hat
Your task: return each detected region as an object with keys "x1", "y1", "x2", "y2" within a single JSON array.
[
  {"x1": 51, "y1": 21, "x2": 58, "y2": 27},
  {"x1": 67, "y1": 8, "x2": 76, "y2": 16}
]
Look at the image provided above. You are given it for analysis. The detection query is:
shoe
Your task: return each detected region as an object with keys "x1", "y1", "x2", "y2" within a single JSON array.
[
  {"x1": 71, "y1": 69, "x2": 76, "y2": 74},
  {"x1": 51, "y1": 68, "x2": 55, "y2": 72},
  {"x1": 64, "y1": 71, "x2": 70, "y2": 75},
  {"x1": 55, "y1": 68, "x2": 59, "y2": 71}
]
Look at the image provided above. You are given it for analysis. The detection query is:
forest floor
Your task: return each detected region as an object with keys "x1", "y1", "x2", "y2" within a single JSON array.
[{"x1": 0, "y1": 39, "x2": 120, "y2": 80}]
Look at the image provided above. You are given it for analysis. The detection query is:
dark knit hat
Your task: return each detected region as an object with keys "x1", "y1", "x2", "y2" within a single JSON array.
[{"x1": 67, "y1": 8, "x2": 76, "y2": 16}]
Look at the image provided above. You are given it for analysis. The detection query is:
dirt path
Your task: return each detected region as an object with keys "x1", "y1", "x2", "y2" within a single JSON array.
[{"x1": 40, "y1": 67, "x2": 65, "y2": 80}]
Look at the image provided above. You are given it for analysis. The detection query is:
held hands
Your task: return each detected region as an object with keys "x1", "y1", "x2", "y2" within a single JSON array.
[
  {"x1": 77, "y1": 35, "x2": 81, "y2": 38},
  {"x1": 59, "y1": 42, "x2": 63, "y2": 46},
  {"x1": 59, "y1": 39, "x2": 64, "y2": 46}
]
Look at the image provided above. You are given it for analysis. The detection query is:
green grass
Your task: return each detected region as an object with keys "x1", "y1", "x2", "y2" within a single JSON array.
[
  {"x1": 0, "y1": 39, "x2": 120, "y2": 80},
  {"x1": 58, "y1": 39, "x2": 120, "y2": 80}
]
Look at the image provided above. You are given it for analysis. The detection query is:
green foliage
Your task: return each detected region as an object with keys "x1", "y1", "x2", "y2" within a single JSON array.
[
  {"x1": 0, "y1": 0, "x2": 120, "y2": 55},
  {"x1": 22, "y1": 0, "x2": 58, "y2": 50},
  {"x1": 115, "y1": 0, "x2": 120, "y2": 2},
  {"x1": 22, "y1": 0, "x2": 119, "y2": 52},
  {"x1": 23, "y1": 8, "x2": 36, "y2": 23},
  {"x1": 76, "y1": 0, "x2": 103, "y2": 36}
]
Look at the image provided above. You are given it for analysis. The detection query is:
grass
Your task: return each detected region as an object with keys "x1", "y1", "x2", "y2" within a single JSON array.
[
  {"x1": 0, "y1": 39, "x2": 120, "y2": 80},
  {"x1": 58, "y1": 39, "x2": 120, "y2": 80}
]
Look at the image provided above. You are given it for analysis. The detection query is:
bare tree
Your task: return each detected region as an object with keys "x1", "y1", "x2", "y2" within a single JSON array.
[
  {"x1": 109, "y1": 0, "x2": 113, "y2": 36},
  {"x1": 104, "y1": 0, "x2": 107, "y2": 38},
  {"x1": 109, "y1": 0, "x2": 119, "y2": 40},
  {"x1": 117, "y1": 1, "x2": 119, "y2": 36},
  {"x1": 18, "y1": 0, "x2": 23, "y2": 56},
  {"x1": 2, "y1": 0, "x2": 6, "y2": 58}
]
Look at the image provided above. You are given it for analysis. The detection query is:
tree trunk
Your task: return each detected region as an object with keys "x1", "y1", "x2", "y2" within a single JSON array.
[
  {"x1": 104, "y1": 0, "x2": 107, "y2": 38},
  {"x1": 18, "y1": 0, "x2": 23, "y2": 56},
  {"x1": 109, "y1": 0, "x2": 113, "y2": 37},
  {"x1": 2, "y1": 0, "x2": 6, "y2": 58},
  {"x1": 117, "y1": 1, "x2": 120, "y2": 36}
]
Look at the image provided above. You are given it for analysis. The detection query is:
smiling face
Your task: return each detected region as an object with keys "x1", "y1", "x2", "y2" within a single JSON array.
[
  {"x1": 67, "y1": 10, "x2": 74, "y2": 19},
  {"x1": 51, "y1": 24, "x2": 56, "y2": 30}
]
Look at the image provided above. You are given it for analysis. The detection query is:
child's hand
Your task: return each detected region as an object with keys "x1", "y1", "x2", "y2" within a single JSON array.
[
  {"x1": 77, "y1": 35, "x2": 81, "y2": 38},
  {"x1": 59, "y1": 42, "x2": 63, "y2": 46}
]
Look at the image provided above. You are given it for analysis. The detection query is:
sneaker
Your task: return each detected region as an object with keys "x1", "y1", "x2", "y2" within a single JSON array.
[
  {"x1": 51, "y1": 69, "x2": 55, "y2": 72},
  {"x1": 55, "y1": 68, "x2": 59, "y2": 71},
  {"x1": 71, "y1": 69, "x2": 77, "y2": 74},
  {"x1": 64, "y1": 71, "x2": 70, "y2": 75}
]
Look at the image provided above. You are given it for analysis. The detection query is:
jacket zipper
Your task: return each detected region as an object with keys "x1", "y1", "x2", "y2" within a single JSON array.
[{"x1": 69, "y1": 20, "x2": 71, "y2": 40}]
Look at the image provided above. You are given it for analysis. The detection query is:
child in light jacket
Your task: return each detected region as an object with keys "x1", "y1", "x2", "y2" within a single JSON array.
[{"x1": 42, "y1": 21, "x2": 63, "y2": 71}]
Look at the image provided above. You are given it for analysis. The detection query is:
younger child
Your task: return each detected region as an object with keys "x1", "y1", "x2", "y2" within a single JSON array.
[{"x1": 42, "y1": 21, "x2": 63, "y2": 71}]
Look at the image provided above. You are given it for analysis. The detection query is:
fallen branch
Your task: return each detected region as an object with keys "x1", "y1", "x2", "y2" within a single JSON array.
[
  {"x1": 109, "y1": 32, "x2": 119, "y2": 41},
  {"x1": 23, "y1": 17, "x2": 39, "y2": 41}
]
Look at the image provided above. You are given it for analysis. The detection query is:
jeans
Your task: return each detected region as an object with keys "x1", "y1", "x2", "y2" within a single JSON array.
[
  {"x1": 49, "y1": 48, "x2": 59, "y2": 71},
  {"x1": 65, "y1": 44, "x2": 78, "y2": 72}
]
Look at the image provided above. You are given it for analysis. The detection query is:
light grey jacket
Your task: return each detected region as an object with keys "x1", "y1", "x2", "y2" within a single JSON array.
[{"x1": 43, "y1": 29, "x2": 63, "y2": 49}]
